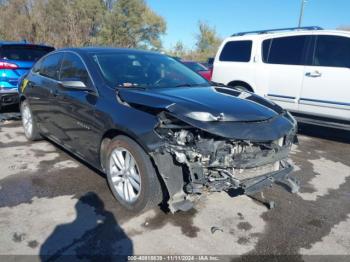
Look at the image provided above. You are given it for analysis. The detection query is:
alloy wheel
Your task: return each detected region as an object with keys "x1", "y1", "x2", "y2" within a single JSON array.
[
  {"x1": 22, "y1": 104, "x2": 33, "y2": 138},
  {"x1": 109, "y1": 147, "x2": 141, "y2": 203}
]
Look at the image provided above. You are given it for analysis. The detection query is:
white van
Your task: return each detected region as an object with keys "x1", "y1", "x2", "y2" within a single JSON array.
[{"x1": 212, "y1": 26, "x2": 350, "y2": 130}]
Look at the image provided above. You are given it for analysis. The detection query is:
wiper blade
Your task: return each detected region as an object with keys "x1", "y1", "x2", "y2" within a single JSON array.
[
  {"x1": 115, "y1": 83, "x2": 149, "y2": 89},
  {"x1": 210, "y1": 81, "x2": 227, "y2": 87},
  {"x1": 175, "y1": 83, "x2": 206, "y2": 87}
]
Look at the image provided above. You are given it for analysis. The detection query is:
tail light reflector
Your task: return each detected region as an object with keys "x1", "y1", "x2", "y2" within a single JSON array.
[{"x1": 0, "y1": 61, "x2": 18, "y2": 69}]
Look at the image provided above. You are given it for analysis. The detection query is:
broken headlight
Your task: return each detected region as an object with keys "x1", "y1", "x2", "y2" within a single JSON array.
[
  {"x1": 174, "y1": 130, "x2": 194, "y2": 145},
  {"x1": 285, "y1": 111, "x2": 297, "y2": 126},
  {"x1": 184, "y1": 111, "x2": 223, "y2": 122}
]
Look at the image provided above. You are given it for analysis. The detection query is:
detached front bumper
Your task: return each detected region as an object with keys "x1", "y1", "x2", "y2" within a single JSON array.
[
  {"x1": 0, "y1": 88, "x2": 19, "y2": 108},
  {"x1": 241, "y1": 161, "x2": 298, "y2": 195}
]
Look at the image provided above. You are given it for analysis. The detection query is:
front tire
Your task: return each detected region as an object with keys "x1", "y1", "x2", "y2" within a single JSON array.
[
  {"x1": 20, "y1": 100, "x2": 42, "y2": 141},
  {"x1": 105, "y1": 135, "x2": 163, "y2": 212}
]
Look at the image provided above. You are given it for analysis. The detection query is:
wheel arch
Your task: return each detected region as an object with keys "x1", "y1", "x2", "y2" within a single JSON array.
[
  {"x1": 227, "y1": 80, "x2": 255, "y2": 92},
  {"x1": 99, "y1": 128, "x2": 150, "y2": 172},
  {"x1": 19, "y1": 95, "x2": 26, "y2": 104},
  {"x1": 99, "y1": 128, "x2": 171, "y2": 208}
]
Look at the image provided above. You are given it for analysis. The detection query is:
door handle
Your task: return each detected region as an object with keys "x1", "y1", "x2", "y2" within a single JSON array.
[{"x1": 305, "y1": 71, "x2": 322, "y2": 77}]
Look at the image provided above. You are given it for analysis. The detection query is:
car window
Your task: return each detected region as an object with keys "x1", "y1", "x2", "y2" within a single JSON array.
[
  {"x1": 59, "y1": 52, "x2": 91, "y2": 87},
  {"x1": 313, "y1": 35, "x2": 350, "y2": 68},
  {"x1": 0, "y1": 45, "x2": 54, "y2": 62},
  {"x1": 219, "y1": 40, "x2": 252, "y2": 62},
  {"x1": 32, "y1": 60, "x2": 42, "y2": 74},
  {"x1": 184, "y1": 62, "x2": 208, "y2": 71},
  {"x1": 39, "y1": 53, "x2": 63, "y2": 80},
  {"x1": 263, "y1": 35, "x2": 308, "y2": 65}
]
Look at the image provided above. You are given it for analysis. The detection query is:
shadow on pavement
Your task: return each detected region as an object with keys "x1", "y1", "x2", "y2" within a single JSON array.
[
  {"x1": 0, "y1": 104, "x2": 21, "y2": 122},
  {"x1": 298, "y1": 123, "x2": 350, "y2": 144},
  {"x1": 40, "y1": 192, "x2": 133, "y2": 261}
]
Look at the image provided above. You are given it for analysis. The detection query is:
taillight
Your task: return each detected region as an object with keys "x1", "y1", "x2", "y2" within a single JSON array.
[
  {"x1": 0, "y1": 61, "x2": 18, "y2": 69},
  {"x1": 209, "y1": 68, "x2": 213, "y2": 80}
]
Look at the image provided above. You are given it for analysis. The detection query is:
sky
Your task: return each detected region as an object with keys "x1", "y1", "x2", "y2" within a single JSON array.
[{"x1": 146, "y1": 0, "x2": 350, "y2": 50}]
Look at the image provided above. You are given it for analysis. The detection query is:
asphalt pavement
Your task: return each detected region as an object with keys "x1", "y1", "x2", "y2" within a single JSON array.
[{"x1": 0, "y1": 110, "x2": 349, "y2": 261}]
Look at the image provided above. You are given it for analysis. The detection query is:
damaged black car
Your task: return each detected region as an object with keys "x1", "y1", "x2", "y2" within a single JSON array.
[{"x1": 18, "y1": 48, "x2": 298, "y2": 212}]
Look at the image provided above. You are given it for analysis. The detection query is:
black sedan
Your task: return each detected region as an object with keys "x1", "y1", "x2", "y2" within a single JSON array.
[{"x1": 18, "y1": 48, "x2": 298, "y2": 213}]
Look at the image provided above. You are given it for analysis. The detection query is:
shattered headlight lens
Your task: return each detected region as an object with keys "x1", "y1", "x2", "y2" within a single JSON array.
[
  {"x1": 184, "y1": 111, "x2": 221, "y2": 122},
  {"x1": 174, "y1": 130, "x2": 194, "y2": 145}
]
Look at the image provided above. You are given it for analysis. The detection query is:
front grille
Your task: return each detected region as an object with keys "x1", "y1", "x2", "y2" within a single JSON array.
[{"x1": 234, "y1": 162, "x2": 280, "y2": 181}]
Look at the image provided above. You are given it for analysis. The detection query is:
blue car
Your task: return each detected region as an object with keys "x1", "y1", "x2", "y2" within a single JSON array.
[{"x1": 0, "y1": 41, "x2": 54, "y2": 110}]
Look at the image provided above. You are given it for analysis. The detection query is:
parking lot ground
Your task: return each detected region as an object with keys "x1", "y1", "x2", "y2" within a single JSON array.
[{"x1": 0, "y1": 116, "x2": 350, "y2": 260}]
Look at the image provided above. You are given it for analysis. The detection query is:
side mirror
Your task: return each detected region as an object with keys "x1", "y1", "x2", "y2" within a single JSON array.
[{"x1": 60, "y1": 80, "x2": 93, "y2": 92}]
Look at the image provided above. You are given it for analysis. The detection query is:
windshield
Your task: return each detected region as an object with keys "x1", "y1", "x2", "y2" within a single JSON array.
[
  {"x1": 0, "y1": 45, "x2": 54, "y2": 62},
  {"x1": 91, "y1": 52, "x2": 210, "y2": 88}
]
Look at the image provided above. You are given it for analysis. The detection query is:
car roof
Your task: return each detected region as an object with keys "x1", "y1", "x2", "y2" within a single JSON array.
[
  {"x1": 57, "y1": 47, "x2": 162, "y2": 56},
  {"x1": 224, "y1": 29, "x2": 350, "y2": 41},
  {"x1": 0, "y1": 41, "x2": 54, "y2": 49}
]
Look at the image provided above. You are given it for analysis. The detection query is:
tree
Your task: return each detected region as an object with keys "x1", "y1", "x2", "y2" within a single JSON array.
[
  {"x1": 98, "y1": 0, "x2": 166, "y2": 50},
  {"x1": 0, "y1": 0, "x2": 37, "y2": 42},
  {"x1": 42, "y1": 0, "x2": 106, "y2": 47},
  {"x1": 169, "y1": 40, "x2": 186, "y2": 58},
  {"x1": 194, "y1": 21, "x2": 221, "y2": 61},
  {"x1": 104, "y1": 0, "x2": 115, "y2": 10},
  {"x1": 337, "y1": 26, "x2": 350, "y2": 31},
  {"x1": 0, "y1": 0, "x2": 106, "y2": 47}
]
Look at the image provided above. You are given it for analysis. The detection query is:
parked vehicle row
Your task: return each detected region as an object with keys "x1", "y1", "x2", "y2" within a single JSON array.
[
  {"x1": 18, "y1": 48, "x2": 298, "y2": 212},
  {"x1": 182, "y1": 60, "x2": 212, "y2": 80},
  {"x1": 212, "y1": 26, "x2": 350, "y2": 130},
  {"x1": 5, "y1": 25, "x2": 349, "y2": 213}
]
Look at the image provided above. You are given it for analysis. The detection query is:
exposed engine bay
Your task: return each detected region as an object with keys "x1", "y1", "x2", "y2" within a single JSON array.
[
  {"x1": 117, "y1": 86, "x2": 300, "y2": 212},
  {"x1": 152, "y1": 112, "x2": 298, "y2": 212}
]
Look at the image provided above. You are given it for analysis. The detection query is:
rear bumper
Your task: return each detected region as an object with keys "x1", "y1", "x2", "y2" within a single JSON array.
[
  {"x1": 0, "y1": 89, "x2": 19, "y2": 107},
  {"x1": 241, "y1": 161, "x2": 297, "y2": 195}
]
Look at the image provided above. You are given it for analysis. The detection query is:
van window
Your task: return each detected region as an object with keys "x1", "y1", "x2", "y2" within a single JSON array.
[
  {"x1": 313, "y1": 35, "x2": 350, "y2": 68},
  {"x1": 219, "y1": 41, "x2": 252, "y2": 62},
  {"x1": 262, "y1": 39, "x2": 272, "y2": 62},
  {"x1": 263, "y1": 35, "x2": 307, "y2": 65}
]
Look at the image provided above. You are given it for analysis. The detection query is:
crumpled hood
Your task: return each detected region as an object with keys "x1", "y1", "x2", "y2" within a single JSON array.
[{"x1": 118, "y1": 86, "x2": 284, "y2": 122}]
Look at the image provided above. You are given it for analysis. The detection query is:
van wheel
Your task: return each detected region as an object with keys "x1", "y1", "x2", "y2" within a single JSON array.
[
  {"x1": 20, "y1": 100, "x2": 42, "y2": 141},
  {"x1": 105, "y1": 135, "x2": 163, "y2": 212}
]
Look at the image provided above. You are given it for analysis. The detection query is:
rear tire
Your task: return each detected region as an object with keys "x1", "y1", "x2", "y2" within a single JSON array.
[
  {"x1": 20, "y1": 100, "x2": 42, "y2": 141},
  {"x1": 105, "y1": 135, "x2": 163, "y2": 212}
]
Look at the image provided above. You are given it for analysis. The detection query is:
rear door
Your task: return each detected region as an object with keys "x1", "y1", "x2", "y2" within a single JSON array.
[
  {"x1": 263, "y1": 35, "x2": 311, "y2": 111},
  {"x1": 28, "y1": 52, "x2": 63, "y2": 137},
  {"x1": 300, "y1": 34, "x2": 350, "y2": 121}
]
